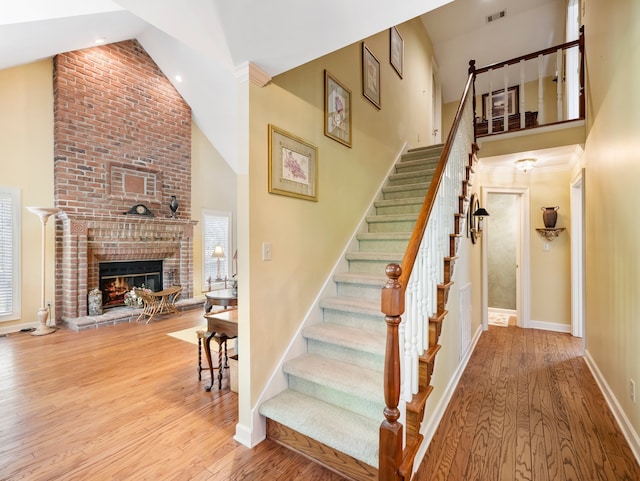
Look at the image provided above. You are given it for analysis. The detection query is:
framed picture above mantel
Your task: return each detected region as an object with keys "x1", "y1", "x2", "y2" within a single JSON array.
[{"x1": 482, "y1": 85, "x2": 519, "y2": 120}]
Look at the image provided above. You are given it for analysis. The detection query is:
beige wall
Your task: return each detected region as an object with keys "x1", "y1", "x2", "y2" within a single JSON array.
[
  {"x1": 191, "y1": 123, "x2": 238, "y2": 295},
  {"x1": 245, "y1": 18, "x2": 438, "y2": 407},
  {"x1": 0, "y1": 60, "x2": 55, "y2": 333},
  {"x1": 583, "y1": 0, "x2": 640, "y2": 432},
  {"x1": 0, "y1": 60, "x2": 236, "y2": 332}
]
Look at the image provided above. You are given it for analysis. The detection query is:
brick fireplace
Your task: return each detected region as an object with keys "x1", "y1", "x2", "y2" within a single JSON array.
[{"x1": 53, "y1": 40, "x2": 196, "y2": 325}]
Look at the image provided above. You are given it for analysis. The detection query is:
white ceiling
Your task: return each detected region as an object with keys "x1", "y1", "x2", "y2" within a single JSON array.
[{"x1": 1, "y1": 0, "x2": 569, "y2": 172}]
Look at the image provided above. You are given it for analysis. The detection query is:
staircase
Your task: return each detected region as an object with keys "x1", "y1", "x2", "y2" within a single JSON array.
[{"x1": 259, "y1": 144, "x2": 446, "y2": 481}]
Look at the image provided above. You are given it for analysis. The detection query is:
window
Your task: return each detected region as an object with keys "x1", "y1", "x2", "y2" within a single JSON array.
[
  {"x1": 202, "y1": 209, "x2": 232, "y2": 291},
  {"x1": 0, "y1": 188, "x2": 20, "y2": 322}
]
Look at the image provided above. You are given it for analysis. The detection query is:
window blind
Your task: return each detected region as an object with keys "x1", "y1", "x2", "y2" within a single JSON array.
[
  {"x1": 202, "y1": 210, "x2": 232, "y2": 288},
  {"x1": 0, "y1": 188, "x2": 19, "y2": 321}
]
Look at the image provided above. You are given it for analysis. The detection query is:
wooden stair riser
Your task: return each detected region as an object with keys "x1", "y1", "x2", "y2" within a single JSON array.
[
  {"x1": 266, "y1": 419, "x2": 378, "y2": 481},
  {"x1": 443, "y1": 257, "x2": 457, "y2": 284},
  {"x1": 429, "y1": 311, "x2": 447, "y2": 346},
  {"x1": 405, "y1": 385, "x2": 433, "y2": 442},
  {"x1": 450, "y1": 234, "x2": 461, "y2": 257},
  {"x1": 437, "y1": 283, "x2": 452, "y2": 312},
  {"x1": 454, "y1": 213, "x2": 464, "y2": 235}
]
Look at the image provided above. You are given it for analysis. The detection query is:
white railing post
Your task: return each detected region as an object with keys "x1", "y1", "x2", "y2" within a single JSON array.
[
  {"x1": 556, "y1": 48, "x2": 564, "y2": 121},
  {"x1": 520, "y1": 59, "x2": 526, "y2": 129},
  {"x1": 537, "y1": 53, "x2": 545, "y2": 124}
]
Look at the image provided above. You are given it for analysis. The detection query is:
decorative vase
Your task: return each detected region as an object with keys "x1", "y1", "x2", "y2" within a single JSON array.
[
  {"x1": 88, "y1": 287, "x2": 103, "y2": 315},
  {"x1": 542, "y1": 206, "x2": 559, "y2": 228}
]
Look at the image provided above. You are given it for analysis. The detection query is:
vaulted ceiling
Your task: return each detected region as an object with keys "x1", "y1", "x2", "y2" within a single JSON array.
[{"x1": 1, "y1": 0, "x2": 567, "y2": 171}]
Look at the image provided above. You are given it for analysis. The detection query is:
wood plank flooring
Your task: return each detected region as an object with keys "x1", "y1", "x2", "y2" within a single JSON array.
[
  {"x1": 2, "y1": 312, "x2": 638, "y2": 480},
  {"x1": 415, "y1": 325, "x2": 640, "y2": 481},
  {"x1": 0, "y1": 310, "x2": 344, "y2": 481}
]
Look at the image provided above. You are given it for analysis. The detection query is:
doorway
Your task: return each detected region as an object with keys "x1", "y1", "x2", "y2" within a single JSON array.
[{"x1": 481, "y1": 187, "x2": 530, "y2": 330}]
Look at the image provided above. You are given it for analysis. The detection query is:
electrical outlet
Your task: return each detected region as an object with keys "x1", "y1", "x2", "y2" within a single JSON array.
[
  {"x1": 47, "y1": 300, "x2": 52, "y2": 309},
  {"x1": 262, "y1": 242, "x2": 272, "y2": 261},
  {"x1": 630, "y1": 379, "x2": 636, "y2": 404}
]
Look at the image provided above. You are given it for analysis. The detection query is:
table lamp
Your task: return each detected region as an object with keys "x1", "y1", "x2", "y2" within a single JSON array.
[{"x1": 212, "y1": 244, "x2": 225, "y2": 281}]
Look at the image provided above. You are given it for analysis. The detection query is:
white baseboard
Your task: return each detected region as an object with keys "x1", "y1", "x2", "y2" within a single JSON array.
[
  {"x1": 0, "y1": 321, "x2": 39, "y2": 336},
  {"x1": 413, "y1": 324, "x2": 483, "y2": 474},
  {"x1": 584, "y1": 349, "x2": 640, "y2": 466},
  {"x1": 528, "y1": 319, "x2": 571, "y2": 333}
]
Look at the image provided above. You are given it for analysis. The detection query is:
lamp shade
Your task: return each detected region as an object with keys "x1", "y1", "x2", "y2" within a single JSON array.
[
  {"x1": 473, "y1": 207, "x2": 490, "y2": 217},
  {"x1": 212, "y1": 244, "x2": 225, "y2": 258}
]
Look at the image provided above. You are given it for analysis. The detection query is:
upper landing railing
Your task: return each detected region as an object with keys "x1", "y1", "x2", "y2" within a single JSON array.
[{"x1": 470, "y1": 26, "x2": 584, "y2": 137}]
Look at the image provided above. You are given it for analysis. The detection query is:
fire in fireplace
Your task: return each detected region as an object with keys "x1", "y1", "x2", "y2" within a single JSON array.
[{"x1": 99, "y1": 260, "x2": 163, "y2": 308}]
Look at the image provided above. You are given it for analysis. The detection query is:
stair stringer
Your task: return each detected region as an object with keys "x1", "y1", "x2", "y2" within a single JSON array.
[{"x1": 245, "y1": 142, "x2": 409, "y2": 448}]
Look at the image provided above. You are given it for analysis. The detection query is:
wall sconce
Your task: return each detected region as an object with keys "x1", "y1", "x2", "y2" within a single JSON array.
[
  {"x1": 468, "y1": 194, "x2": 490, "y2": 244},
  {"x1": 212, "y1": 244, "x2": 225, "y2": 281}
]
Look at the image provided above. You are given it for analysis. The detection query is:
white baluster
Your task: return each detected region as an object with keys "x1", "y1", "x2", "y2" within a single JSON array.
[
  {"x1": 488, "y1": 68, "x2": 493, "y2": 134},
  {"x1": 503, "y1": 66, "x2": 509, "y2": 132},
  {"x1": 538, "y1": 54, "x2": 545, "y2": 124},
  {"x1": 556, "y1": 48, "x2": 563, "y2": 121},
  {"x1": 520, "y1": 59, "x2": 526, "y2": 129}
]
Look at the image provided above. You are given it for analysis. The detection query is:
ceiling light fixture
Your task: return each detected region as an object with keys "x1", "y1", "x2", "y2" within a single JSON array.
[
  {"x1": 174, "y1": 75, "x2": 183, "y2": 83},
  {"x1": 515, "y1": 158, "x2": 536, "y2": 172},
  {"x1": 94, "y1": 37, "x2": 106, "y2": 45}
]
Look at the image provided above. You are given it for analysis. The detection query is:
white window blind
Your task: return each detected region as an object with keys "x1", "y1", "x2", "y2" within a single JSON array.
[
  {"x1": 202, "y1": 210, "x2": 232, "y2": 289},
  {"x1": 0, "y1": 188, "x2": 20, "y2": 322}
]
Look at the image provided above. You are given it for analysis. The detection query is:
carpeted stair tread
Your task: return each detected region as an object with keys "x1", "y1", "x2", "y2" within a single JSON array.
[
  {"x1": 304, "y1": 322, "x2": 386, "y2": 355},
  {"x1": 374, "y1": 197, "x2": 424, "y2": 208},
  {"x1": 284, "y1": 353, "x2": 383, "y2": 403},
  {"x1": 320, "y1": 296, "x2": 382, "y2": 316},
  {"x1": 345, "y1": 251, "x2": 403, "y2": 262},
  {"x1": 356, "y1": 232, "x2": 411, "y2": 241},
  {"x1": 259, "y1": 389, "x2": 379, "y2": 468},
  {"x1": 333, "y1": 271, "x2": 387, "y2": 286},
  {"x1": 381, "y1": 182, "x2": 430, "y2": 194},
  {"x1": 365, "y1": 212, "x2": 419, "y2": 224}
]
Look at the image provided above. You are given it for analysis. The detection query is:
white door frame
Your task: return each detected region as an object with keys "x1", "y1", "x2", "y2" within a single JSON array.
[
  {"x1": 431, "y1": 58, "x2": 442, "y2": 144},
  {"x1": 570, "y1": 169, "x2": 585, "y2": 339},
  {"x1": 481, "y1": 186, "x2": 531, "y2": 330}
]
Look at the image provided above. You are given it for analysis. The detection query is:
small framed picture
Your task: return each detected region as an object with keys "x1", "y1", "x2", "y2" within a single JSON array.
[
  {"x1": 324, "y1": 70, "x2": 352, "y2": 147},
  {"x1": 268, "y1": 124, "x2": 318, "y2": 202},
  {"x1": 362, "y1": 43, "x2": 381, "y2": 109},
  {"x1": 482, "y1": 85, "x2": 519, "y2": 119},
  {"x1": 390, "y1": 26, "x2": 404, "y2": 78}
]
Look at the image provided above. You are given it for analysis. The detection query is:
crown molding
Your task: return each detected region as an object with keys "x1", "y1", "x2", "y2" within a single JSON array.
[{"x1": 234, "y1": 62, "x2": 271, "y2": 87}]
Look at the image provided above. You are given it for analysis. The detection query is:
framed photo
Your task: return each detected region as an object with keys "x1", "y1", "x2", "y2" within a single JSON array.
[
  {"x1": 362, "y1": 43, "x2": 381, "y2": 109},
  {"x1": 324, "y1": 70, "x2": 352, "y2": 147},
  {"x1": 482, "y1": 85, "x2": 519, "y2": 119},
  {"x1": 390, "y1": 26, "x2": 403, "y2": 78},
  {"x1": 268, "y1": 124, "x2": 318, "y2": 202}
]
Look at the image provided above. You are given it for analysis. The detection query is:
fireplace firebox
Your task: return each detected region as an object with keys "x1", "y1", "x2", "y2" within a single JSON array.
[{"x1": 99, "y1": 260, "x2": 163, "y2": 308}]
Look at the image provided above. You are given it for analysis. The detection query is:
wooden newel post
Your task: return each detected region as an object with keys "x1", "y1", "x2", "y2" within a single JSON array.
[{"x1": 379, "y1": 263, "x2": 404, "y2": 481}]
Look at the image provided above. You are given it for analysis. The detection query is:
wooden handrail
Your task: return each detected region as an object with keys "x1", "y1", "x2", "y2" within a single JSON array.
[
  {"x1": 474, "y1": 38, "x2": 580, "y2": 75},
  {"x1": 379, "y1": 72, "x2": 475, "y2": 480}
]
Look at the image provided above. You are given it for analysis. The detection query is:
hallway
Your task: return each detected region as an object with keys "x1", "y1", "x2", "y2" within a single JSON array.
[{"x1": 416, "y1": 326, "x2": 640, "y2": 480}]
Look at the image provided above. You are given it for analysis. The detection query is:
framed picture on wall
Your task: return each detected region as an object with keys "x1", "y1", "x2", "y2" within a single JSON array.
[
  {"x1": 324, "y1": 70, "x2": 352, "y2": 147},
  {"x1": 390, "y1": 26, "x2": 404, "y2": 78},
  {"x1": 482, "y1": 85, "x2": 519, "y2": 119},
  {"x1": 362, "y1": 43, "x2": 381, "y2": 109},
  {"x1": 268, "y1": 124, "x2": 318, "y2": 202}
]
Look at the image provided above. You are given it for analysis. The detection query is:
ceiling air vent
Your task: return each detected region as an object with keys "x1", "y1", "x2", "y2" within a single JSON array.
[{"x1": 486, "y1": 10, "x2": 507, "y2": 23}]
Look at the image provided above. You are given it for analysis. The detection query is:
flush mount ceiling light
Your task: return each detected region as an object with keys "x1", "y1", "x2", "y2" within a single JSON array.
[
  {"x1": 94, "y1": 37, "x2": 106, "y2": 45},
  {"x1": 515, "y1": 158, "x2": 536, "y2": 172}
]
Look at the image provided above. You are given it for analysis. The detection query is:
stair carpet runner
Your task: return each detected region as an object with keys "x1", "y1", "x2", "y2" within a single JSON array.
[{"x1": 259, "y1": 144, "x2": 444, "y2": 477}]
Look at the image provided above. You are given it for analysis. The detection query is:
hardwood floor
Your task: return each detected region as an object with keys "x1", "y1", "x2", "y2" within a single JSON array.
[
  {"x1": 0, "y1": 309, "x2": 344, "y2": 481},
  {"x1": 416, "y1": 325, "x2": 640, "y2": 481},
  {"x1": 2, "y1": 313, "x2": 638, "y2": 480}
]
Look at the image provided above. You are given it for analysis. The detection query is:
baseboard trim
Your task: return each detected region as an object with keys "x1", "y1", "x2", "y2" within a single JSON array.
[
  {"x1": 413, "y1": 324, "x2": 483, "y2": 475},
  {"x1": 584, "y1": 349, "x2": 640, "y2": 466},
  {"x1": 528, "y1": 319, "x2": 571, "y2": 333}
]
